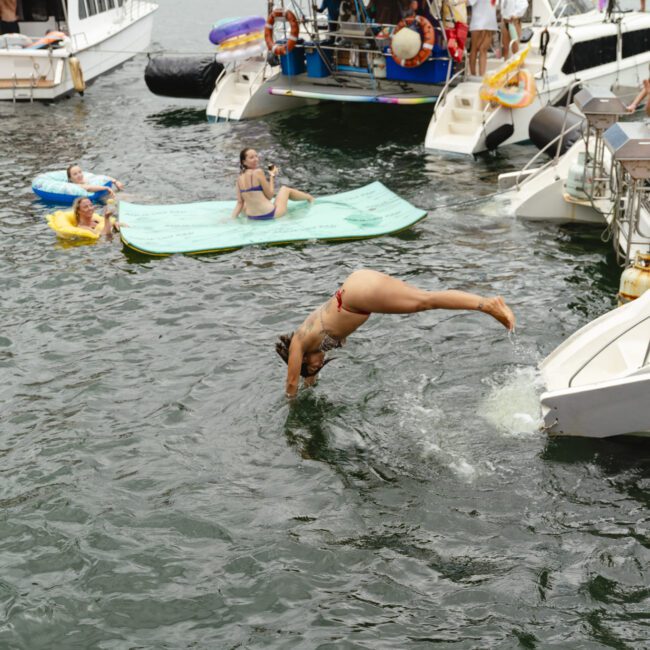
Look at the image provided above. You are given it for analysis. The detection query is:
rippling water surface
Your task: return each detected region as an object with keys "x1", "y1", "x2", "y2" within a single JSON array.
[{"x1": 1, "y1": 1, "x2": 649, "y2": 647}]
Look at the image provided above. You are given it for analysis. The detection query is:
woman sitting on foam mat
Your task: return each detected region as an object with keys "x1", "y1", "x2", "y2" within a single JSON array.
[
  {"x1": 276, "y1": 269, "x2": 515, "y2": 398},
  {"x1": 231, "y1": 148, "x2": 313, "y2": 221}
]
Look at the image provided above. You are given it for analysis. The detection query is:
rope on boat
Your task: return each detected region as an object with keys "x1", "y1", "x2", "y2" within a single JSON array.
[{"x1": 427, "y1": 186, "x2": 514, "y2": 212}]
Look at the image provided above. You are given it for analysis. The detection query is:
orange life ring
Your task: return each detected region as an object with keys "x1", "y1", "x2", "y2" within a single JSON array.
[
  {"x1": 264, "y1": 9, "x2": 299, "y2": 56},
  {"x1": 391, "y1": 15, "x2": 435, "y2": 68}
]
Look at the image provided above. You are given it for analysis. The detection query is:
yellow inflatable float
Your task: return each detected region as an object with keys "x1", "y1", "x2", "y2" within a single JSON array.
[
  {"x1": 46, "y1": 210, "x2": 113, "y2": 241},
  {"x1": 480, "y1": 45, "x2": 536, "y2": 109}
]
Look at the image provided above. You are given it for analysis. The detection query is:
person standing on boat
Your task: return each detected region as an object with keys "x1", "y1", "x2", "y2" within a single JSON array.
[
  {"x1": 0, "y1": 0, "x2": 19, "y2": 34},
  {"x1": 467, "y1": 0, "x2": 498, "y2": 76},
  {"x1": 366, "y1": 0, "x2": 411, "y2": 25},
  {"x1": 500, "y1": 0, "x2": 528, "y2": 58},
  {"x1": 317, "y1": 0, "x2": 342, "y2": 34},
  {"x1": 231, "y1": 148, "x2": 314, "y2": 220},
  {"x1": 627, "y1": 78, "x2": 650, "y2": 116},
  {"x1": 276, "y1": 269, "x2": 516, "y2": 398}
]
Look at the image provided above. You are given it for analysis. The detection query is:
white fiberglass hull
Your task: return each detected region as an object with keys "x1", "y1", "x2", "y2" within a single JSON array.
[
  {"x1": 540, "y1": 290, "x2": 650, "y2": 438},
  {"x1": 541, "y1": 374, "x2": 650, "y2": 438},
  {"x1": 502, "y1": 139, "x2": 606, "y2": 224},
  {"x1": 0, "y1": 7, "x2": 155, "y2": 101},
  {"x1": 206, "y1": 62, "x2": 315, "y2": 122}
]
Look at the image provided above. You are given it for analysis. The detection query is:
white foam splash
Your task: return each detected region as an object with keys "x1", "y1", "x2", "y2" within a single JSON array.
[{"x1": 482, "y1": 366, "x2": 544, "y2": 438}]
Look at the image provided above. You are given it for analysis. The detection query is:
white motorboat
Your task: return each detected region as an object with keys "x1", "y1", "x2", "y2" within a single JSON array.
[
  {"x1": 497, "y1": 86, "x2": 628, "y2": 225},
  {"x1": 0, "y1": 0, "x2": 157, "y2": 101},
  {"x1": 425, "y1": 0, "x2": 650, "y2": 155},
  {"x1": 206, "y1": 0, "x2": 452, "y2": 122},
  {"x1": 497, "y1": 91, "x2": 650, "y2": 276},
  {"x1": 540, "y1": 289, "x2": 650, "y2": 438}
]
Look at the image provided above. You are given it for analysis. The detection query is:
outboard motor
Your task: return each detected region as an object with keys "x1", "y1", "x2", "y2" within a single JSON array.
[
  {"x1": 528, "y1": 105, "x2": 585, "y2": 157},
  {"x1": 144, "y1": 56, "x2": 223, "y2": 100}
]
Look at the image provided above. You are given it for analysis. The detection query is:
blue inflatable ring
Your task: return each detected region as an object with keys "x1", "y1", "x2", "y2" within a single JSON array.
[
  {"x1": 32, "y1": 170, "x2": 113, "y2": 204},
  {"x1": 209, "y1": 16, "x2": 265, "y2": 46}
]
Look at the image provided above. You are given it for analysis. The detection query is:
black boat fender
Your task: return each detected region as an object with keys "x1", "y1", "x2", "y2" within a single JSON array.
[
  {"x1": 144, "y1": 56, "x2": 223, "y2": 100},
  {"x1": 485, "y1": 123, "x2": 515, "y2": 151},
  {"x1": 528, "y1": 105, "x2": 585, "y2": 157}
]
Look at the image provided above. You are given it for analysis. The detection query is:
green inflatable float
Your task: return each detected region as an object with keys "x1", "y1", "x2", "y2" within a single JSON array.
[{"x1": 119, "y1": 182, "x2": 426, "y2": 255}]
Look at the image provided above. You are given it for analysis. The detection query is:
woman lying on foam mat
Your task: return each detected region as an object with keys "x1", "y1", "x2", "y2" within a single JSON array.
[
  {"x1": 231, "y1": 148, "x2": 313, "y2": 221},
  {"x1": 276, "y1": 269, "x2": 515, "y2": 398}
]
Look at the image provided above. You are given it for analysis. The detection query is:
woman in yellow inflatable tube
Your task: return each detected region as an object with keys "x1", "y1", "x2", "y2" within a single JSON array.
[
  {"x1": 276, "y1": 269, "x2": 516, "y2": 398},
  {"x1": 72, "y1": 197, "x2": 124, "y2": 239}
]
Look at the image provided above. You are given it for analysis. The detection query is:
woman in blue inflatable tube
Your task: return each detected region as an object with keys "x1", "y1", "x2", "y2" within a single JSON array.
[
  {"x1": 276, "y1": 269, "x2": 516, "y2": 398},
  {"x1": 231, "y1": 148, "x2": 313, "y2": 220},
  {"x1": 67, "y1": 164, "x2": 124, "y2": 199}
]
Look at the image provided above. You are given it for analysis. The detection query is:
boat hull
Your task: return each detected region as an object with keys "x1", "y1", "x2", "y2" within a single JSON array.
[
  {"x1": 206, "y1": 63, "x2": 315, "y2": 122},
  {"x1": 503, "y1": 140, "x2": 606, "y2": 224},
  {"x1": 541, "y1": 374, "x2": 650, "y2": 438}
]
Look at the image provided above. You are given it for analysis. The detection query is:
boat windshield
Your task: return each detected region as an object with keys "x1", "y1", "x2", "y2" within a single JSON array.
[{"x1": 548, "y1": 0, "x2": 597, "y2": 18}]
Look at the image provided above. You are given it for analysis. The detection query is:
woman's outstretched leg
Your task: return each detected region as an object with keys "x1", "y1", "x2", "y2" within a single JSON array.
[
  {"x1": 341, "y1": 270, "x2": 515, "y2": 330},
  {"x1": 274, "y1": 186, "x2": 314, "y2": 217}
]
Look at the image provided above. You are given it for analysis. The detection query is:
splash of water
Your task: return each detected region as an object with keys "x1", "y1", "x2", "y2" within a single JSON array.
[{"x1": 482, "y1": 366, "x2": 544, "y2": 437}]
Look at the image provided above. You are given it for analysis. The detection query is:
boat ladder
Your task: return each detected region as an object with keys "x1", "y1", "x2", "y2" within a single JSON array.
[
  {"x1": 214, "y1": 107, "x2": 234, "y2": 122},
  {"x1": 10, "y1": 73, "x2": 37, "y2": 102}
]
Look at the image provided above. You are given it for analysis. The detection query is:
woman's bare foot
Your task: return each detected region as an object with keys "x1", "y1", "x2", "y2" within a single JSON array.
[{"x1": 481, "y1": 296, "x2": 516, "y2": 331}]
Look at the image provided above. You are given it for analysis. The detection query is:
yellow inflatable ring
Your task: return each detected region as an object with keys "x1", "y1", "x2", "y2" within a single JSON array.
[
  {"x1": 46, "y1": 210, "x2": 111, "y2": 241},
  {"x1": 219, "y1": 31, "x2": 264, "y2": 50},
  {"x1": 480, "y1": 68, "x2": 536, "y2": 108},
  {"x1": 483, "y1": 45, "x2": 530, "y2": 89}
]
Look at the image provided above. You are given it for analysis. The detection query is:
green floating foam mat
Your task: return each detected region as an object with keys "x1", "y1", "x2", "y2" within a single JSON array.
[{"x1": 119, "y1": 182, "x2": 426, "y2": 255}]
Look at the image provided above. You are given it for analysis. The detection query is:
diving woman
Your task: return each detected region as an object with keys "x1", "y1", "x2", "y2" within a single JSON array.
[{"x1": 276, "y1": 269, "x2": 516, "y2": 397}]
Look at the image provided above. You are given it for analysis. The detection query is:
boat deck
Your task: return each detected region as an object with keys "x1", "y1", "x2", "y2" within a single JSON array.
[
  {"x1": 267, "y1": 76, "x2": 440, "y2": 105},
  {"x1": 0, "y1": 79, "x2": 55, "y2": 88}
]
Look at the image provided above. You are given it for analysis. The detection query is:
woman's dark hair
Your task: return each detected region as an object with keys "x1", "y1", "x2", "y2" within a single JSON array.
[
  {"x1": 66, "y1": 164, "x2": 79, "y2": 180},
  {"x1": 275, "y1": 333, "x2": 333, "y2": 378},
  {"x1": 239, "y1": 148, "x2": 254, "y2": 173}
]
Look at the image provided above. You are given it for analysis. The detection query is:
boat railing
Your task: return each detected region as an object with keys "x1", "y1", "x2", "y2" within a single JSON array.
[
  {"x1": 281, "y1": 0, "x2": 452, "y2": 85},
  {"x1": 511, "y1": 80, "x2": 585, "y2": 189},
  {"x1": 511, "y1": 119, "x2": 584, "y2": 190},
  {"x1": 432, "y1": 67, "x2": 463, "y2": 118},
  {"x1": 247, "y1": 57, "x2": 272, "y2": 95}
]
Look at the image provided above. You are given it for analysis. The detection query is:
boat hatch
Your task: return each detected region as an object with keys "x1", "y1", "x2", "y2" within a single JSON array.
[
  {"x1": 604, "y1": 122, "x2": 650, "y2": 179},
  {"x1": 574, "y1": 87, "x2": 627, "y2": 130}
]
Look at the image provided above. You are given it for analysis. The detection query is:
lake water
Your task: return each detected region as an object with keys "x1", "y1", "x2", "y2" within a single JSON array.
[{"x1": 1, "y1": 1, "x2": 649, "y2": 648}]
